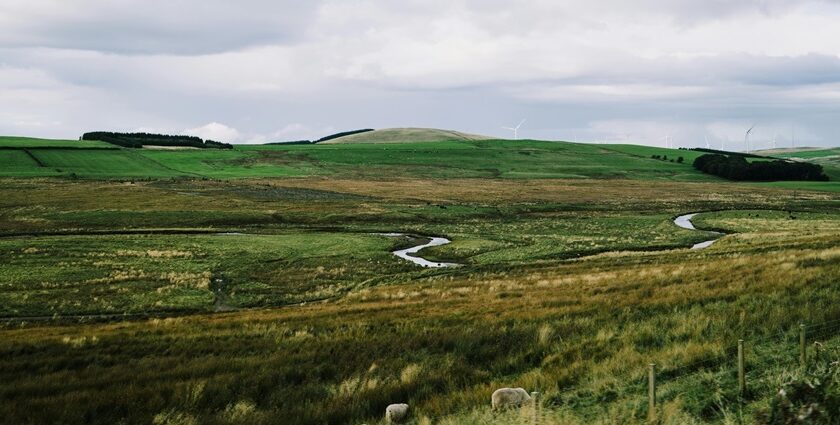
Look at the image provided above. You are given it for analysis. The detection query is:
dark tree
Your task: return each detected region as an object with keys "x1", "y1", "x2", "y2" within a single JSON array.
[
  {"x1": 315, "y1": 129, "x2": 375, "y2": 143},
  {"x1": 692, "y1": 153, "x2": 828, "y2": 181},
  {"x1": 82, "y1": 132, "x2": 233, "y2": 149}
]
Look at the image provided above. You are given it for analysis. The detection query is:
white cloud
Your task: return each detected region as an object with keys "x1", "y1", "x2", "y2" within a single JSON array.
[{"x1": 183, "y1": 122, "x2": 241, "y2": 142}]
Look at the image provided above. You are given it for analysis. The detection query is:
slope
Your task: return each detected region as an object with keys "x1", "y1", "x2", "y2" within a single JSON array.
[{"x1": 318, "y1": 127, "x2": 492, "y2": 144}]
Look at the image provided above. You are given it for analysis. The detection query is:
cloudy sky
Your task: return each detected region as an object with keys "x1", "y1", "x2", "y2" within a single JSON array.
[{"x1": 2, "y1": 0, "x2": 840, "y2": 149}]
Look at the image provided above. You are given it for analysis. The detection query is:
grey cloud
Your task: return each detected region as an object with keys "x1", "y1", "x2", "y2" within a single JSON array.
[
  {"x1": 1, "y1": 0, "x2": 840, "y2": 149},
  {"x1": 0, "y1": 1, "x2": 318, "y2": 54},
  {"x1": 558, "y1": 53, "x2": 840, "y2": 88}
]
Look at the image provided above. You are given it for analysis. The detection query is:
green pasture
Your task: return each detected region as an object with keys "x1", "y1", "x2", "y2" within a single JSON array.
[
  {"x1": 0, "y1": 136, "x2": 113, "y2": 149},
  {"x1": 28, "y1": 149, "x2": 182, "y2": 178},
  {"x1": 1, "y1": 138, "x2": 720, "y2": 181}
]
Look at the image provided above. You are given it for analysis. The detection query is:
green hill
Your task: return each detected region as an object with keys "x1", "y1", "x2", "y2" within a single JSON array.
[
  {"x1": 3, "y1": 134, "x2": 839, "y2": 190},
  {"x1": 318, "y1": 127, "x2": 492, "y2": 144}
]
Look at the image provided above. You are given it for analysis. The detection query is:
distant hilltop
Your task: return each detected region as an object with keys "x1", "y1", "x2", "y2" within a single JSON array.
[
  {"x1": 267, "y1": 127, "x2": 494, "y2": 145},
  {"x1": 753, "y1": 147, "x2": 825, "y2": 155},
  {"x1": 318, "y1": 128, "x2": 493, "y2": 144}
]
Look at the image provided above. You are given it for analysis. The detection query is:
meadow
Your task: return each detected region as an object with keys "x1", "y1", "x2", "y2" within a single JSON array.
[
  {"x1": 1, "y1": 136, "x2": 839, "y2": 424},
  {"x1": 0, "y1": 137, "x2": 726, "y2": 181}
]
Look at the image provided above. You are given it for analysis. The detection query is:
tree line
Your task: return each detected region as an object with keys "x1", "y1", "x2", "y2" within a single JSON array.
[
  {"x1": 315, "y1": 128, "x2": 374, "y2": 143},
  {"x1": 693, "y1": 153, "x2": 828, "y2": 181},
  {"x1": 81, "y1": 132, "x2": 233, "y2": 149},
  {"x1": 263, "y1": 129, "x2": 375, "y2": 145},
  {"x1": 687, "y1": 147, "x2": 769, "y2": 159}
]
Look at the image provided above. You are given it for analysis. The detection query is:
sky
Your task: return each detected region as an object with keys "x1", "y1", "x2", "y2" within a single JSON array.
[{"x1": 2, "y1": 0, "x2": 840, "y2": 149}]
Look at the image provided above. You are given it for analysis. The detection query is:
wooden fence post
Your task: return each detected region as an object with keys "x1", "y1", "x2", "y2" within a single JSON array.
[
  {"x1": 648, "y1": 363, "x2": 656, "y2": 424},
  {"x1": 737, "y1": 339, "x2": 745, "y2": 399},
  {"x1": 530, "y1": 391, "x2": 540, "y2": 425},
  {"x1": 799, "y1": 323, "x2": 806, "y2": 369}
]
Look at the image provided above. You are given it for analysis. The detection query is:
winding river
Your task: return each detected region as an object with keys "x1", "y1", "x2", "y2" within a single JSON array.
[
  {"x1": 381, "y1": 233, "x2": 459, "y2": 268},
  {"x1": 673, "y1": 213, "x2": 724, "y2": 249},
  {"x1": 386, "y1": 212, "x2": 724, "y2": 268}
]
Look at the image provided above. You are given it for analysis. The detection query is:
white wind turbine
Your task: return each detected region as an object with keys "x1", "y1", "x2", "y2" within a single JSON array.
[
  {"x1": 660, "y1": 134, "x2": 672, "y2": 149},
  {"x1": 704, "y1": 135, "x2": 711, "y2": 149},
  {"x1": 502, "y1": 119, "x2": 526, "y2": 140},
  {"x1": 745, "y1": 124, "x2": 755, "y2": 152}
]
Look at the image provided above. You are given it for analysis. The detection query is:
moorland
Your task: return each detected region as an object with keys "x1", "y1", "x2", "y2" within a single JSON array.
[{"x1": 1, "y1": 133, "x2": 839, "y2": 424}]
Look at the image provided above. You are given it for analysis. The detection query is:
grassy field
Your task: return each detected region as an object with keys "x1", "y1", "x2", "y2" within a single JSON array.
[
  {"x1": 1, "y1": 135, "x2": 839, "y2": 424},
  {"x1": 0, "y1": 137, "x2": 720, "y2": 181},
  {"x1": 31, "y1": 149, "x2": 187, "y2": 178},
  {"x1": 0, "y1": 136, "x2": 114, "y2": 149}
]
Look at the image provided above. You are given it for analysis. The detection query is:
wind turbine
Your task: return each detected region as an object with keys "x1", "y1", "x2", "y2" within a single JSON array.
[
  {"x1": 745, "y1": 124, "x2": 755, "y2": 152},
  {"x1": 660, "y1": 134, "x2": 672, "y2": 149},
  {"x1": 502, "y1": 119, "x2": 526, "y2": 140},
  {"x1": 704, "y1": 135, "x2": 711, "y2": 149},
  {"x1": 771, "y1": 134, "x2": 777, "y2": 149}
]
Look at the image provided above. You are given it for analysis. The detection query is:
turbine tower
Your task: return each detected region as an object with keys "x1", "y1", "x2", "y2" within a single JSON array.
[
  {"x1": 704, "y1": 135, "x2": 711, "y2": 149},
  {"x1": 660, "y1": 134, "x2": 672, "y2": 149},
  {"x1": 745, "y1": 124, "x2": 755, "y2": 152},
  {"x1": 502, "y1": 119, "x2": 526, "y2": 140}
]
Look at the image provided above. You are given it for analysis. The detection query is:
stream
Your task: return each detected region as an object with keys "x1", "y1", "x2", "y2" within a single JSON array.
[
  {"x1": 381, "y1": 233, "x2": 459, "y2": 268},
  {"x1": 385, "y1": 212, "x2": 724, "y2": 268},
  {"x1": 673, "y1": 213, "x2": 724, "y2": 249}
]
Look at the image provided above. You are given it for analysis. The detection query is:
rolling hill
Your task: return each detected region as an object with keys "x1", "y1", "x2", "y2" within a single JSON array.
[
  {"x1": 0, "y1": 136, "x2": 716, "y2": 181},
  {"x1": 3, "y1": 133, "x2": 839, "y2": 191},
  {"x1": 318, "y1": 127, "x2": 492, "y2": 144}
]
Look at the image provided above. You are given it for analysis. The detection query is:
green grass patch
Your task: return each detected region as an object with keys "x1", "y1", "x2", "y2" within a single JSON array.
[
  {"x1": 135, "y1": 149, "x2": 315, "y2": 178},
  {"x1": 0, "y1": 136, "x2": 113, "y2": 149},
  {"x1": 24, "y1": 149, "x2": 184, "y2": 178},
  {"x1": 0, "y1": 150, "x2": 61, "y2": 177}
]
